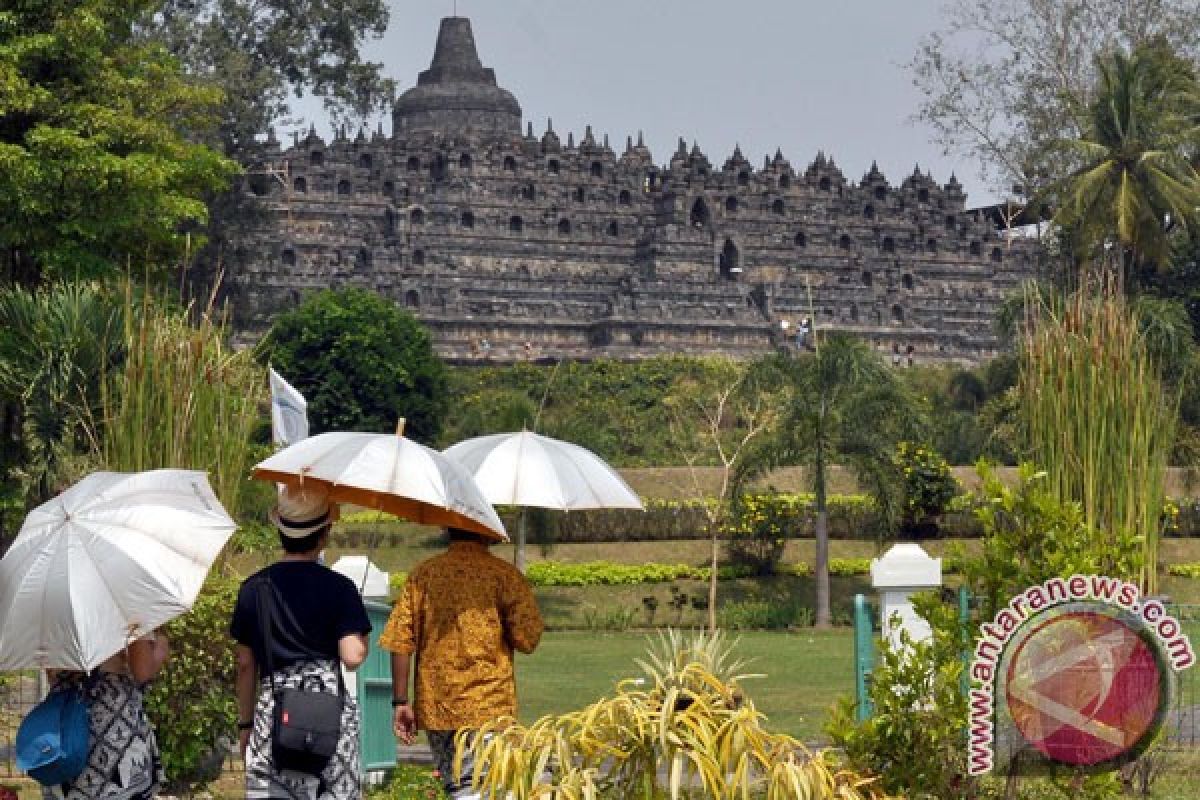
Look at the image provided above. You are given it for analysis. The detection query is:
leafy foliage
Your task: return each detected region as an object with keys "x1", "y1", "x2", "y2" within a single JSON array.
[
  {"x1": 367, "y1": 763, "x2": 445, "y2": 799},
  {"x1": 1018, "y1": 286, "x2": 1176, "y2": 590},
  {"x1": 525, "y1": 561, "x2": 754, "y2": 587},
  {"x1": 826, "y1": 595, "x2": 973, "y2": 799},
  {"x1": 737, "y1": 335, "x2": 923, "y2": 626},
  {"x1": 143, "y1": 576, "x2": 239, "y2": 792},
  {"x1": 0, "y1": 0, "x2": 237, "y2": 283},
  {"x1": 91, "y1": 286, "x2": 268, "y2": 519},
  {"x1": 908, "y1": 0, "x2": 1200, "y2": 200},
  {"x1": 151, "y1": 0, "x2": 394, "y2": 155},
  {"x1": 895, "y1": 442, "x2": 961, "y2": 530},
  {"x1": 262, "y1": 288, "x2": 448, "y2": 443},
  {"x1": 0, "y1": 282, "x2": 118, "y2": 509},
  {"x1": 441, "y1": 357, "x2": 751, "y2": 466},
  {"x1": 963, "y1": 463, "x2": 1141, "y2": 618},
  {"x1": 1051, "y1": 41, "x2": 1200, "y2": 277},
  {"x1": 464, "y1": 630, "x2": 893, "y2": 800}
]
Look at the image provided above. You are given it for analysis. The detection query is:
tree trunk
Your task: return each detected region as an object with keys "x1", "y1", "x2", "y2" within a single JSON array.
[
  {"x1": 814, "y1": 393, "x2": 831, "y2": 628},
  {"x1": 708, "y1": 523, "x2": 719, "y2": 633},
  {"x1": 815, "y1": 509, "x2": 831, "y2": 628}
]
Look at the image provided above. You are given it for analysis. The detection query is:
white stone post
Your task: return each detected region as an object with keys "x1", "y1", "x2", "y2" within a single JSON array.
[
  {"x1": 330, "y1": 556, "x2": 389, "y2": 698},
  {"x1": 869, "y1": 543, "x2": 942, "y2": 650}
]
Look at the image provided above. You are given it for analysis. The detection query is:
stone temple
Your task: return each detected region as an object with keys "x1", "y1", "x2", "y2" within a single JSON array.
[{"x1": 228, "y1": 16, "x2": 1038, "y2": 364}]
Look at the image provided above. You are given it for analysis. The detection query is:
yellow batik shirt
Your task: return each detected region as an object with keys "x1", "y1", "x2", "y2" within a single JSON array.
[{"x1": 380, "y1": 540, "x2": 544, "y2": 730}]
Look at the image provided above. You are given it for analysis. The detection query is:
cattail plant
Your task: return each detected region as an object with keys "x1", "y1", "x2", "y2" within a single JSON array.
[
  {"x1": 88, "y1": 282, "x2": 266, "y2": 519},
  {"x1": 1018, "y1": 280, "x2": 1176, "y2": 592}
]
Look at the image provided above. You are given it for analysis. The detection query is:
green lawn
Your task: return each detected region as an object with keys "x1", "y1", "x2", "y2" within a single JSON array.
[{"x1": 514, "y1": 629, "x2": 853, "y2": 743}]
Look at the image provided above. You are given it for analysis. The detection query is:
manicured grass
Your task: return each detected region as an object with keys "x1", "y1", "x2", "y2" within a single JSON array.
[{"x1": 514, "y1": 629, "x2": 853, "y2": 744}]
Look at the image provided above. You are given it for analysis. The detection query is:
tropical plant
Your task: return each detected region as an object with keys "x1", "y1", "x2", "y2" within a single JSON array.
[
  {"x1": 0, "y1": 282, "x2": 119, "y2": 508},
  {"x1": 909, "y1": 0, "x2": 1200, "y2": 201},
  {"x1": 262, "y1": 288, "x2": 448, "y2": 443},
  {"x1": 895, "y1": 441, "x2": 960, "y2": 533},
  {"x1": 143, "y1": 576, "x2": 239, "y2": 792},
  {"x1": 463, "y1": 630, "x2": 893, "y2": 800},
  {"x1": 90, "y1": 285, "x2": 268, "y2": 519},
  {"x1": 737, "y1": 334, "x2": 923, "y2": 627},
  {"x1": 1051, "y1": 41, "x2": 1200, "y2": 285},
  {"x1": 0, "y1": 0, "x2": 237, "y2": 284},
  {"x1": 1018, "y1": 285, "x2": 1176, "y2": 591}
]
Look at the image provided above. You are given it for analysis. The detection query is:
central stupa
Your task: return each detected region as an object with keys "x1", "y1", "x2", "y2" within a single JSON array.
[{"x1": 392, "y1": 17, "x2": 522, "y2": 137}]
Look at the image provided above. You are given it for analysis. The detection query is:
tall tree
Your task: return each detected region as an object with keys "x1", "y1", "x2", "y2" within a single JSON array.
[
  {"x1": 909, "y1": 0, "x2": 1200, "y2": 201},
  {"x1": 737, "y1": 335, "x2": 922, "y2": 628},
  {"x1": 148, "y1": 0, "x2": 395, "y2": 155},
  {"x1": 0, "y1": 0, "x2": 237, "y2": 285},
  {"x1": 1052, "y1": 41, "x2": 1200, "y2": 284}
]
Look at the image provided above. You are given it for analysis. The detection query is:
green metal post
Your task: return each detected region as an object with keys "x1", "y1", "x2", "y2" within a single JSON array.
[
  {"x1": 853, "y1": 593, "x2": 875, "y2": 722},
  {"x1": 358, "y1": 600, "x2": 398, "y2": 774},
  {"x1": 958, "y1": 585, "x2": 971, "y2": 700}
]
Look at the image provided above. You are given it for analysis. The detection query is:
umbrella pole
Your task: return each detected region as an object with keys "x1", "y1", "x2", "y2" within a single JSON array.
[{"x1": 515, "y1": 508, "x2": 528, "y2": 574}]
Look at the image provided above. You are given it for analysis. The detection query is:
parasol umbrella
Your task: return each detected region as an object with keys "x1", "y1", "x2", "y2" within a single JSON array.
[
  {"x1": 0, "y1": 470, "x2": 237, "y2": 671},
  {"x1": 443, "y1": 431, "x2": 643, "y2": 570},
  {"x1": 251, "y1": 425, "x2": 506, "y2": 541}
]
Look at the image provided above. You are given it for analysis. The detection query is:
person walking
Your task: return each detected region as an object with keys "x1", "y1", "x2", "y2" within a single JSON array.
[
  {"x1": 43, "y1": 631, "x2": 170, "y2": 800},
  {"x1": 381, "y1": 527, "x2": 543, "y2": 799},
  {"x1": 230, "y1": 486, "x2": 371, "y2": 800}
]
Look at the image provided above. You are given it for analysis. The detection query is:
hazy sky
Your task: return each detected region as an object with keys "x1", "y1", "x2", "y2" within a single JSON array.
[{"x1": 296, "y1": 0, "x2": 1002, "y2": 207}]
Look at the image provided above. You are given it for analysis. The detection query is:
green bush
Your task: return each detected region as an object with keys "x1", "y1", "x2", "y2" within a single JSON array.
[
  {"x1": 263, "y1": 288, "x2": 449, "y2": 443},
  {"x1": 367, "y1": 763, "x2": 445, "y2": 799},
  {"x1": 896, "y1": 441, "x2": 961, "y2": 533},
  {"x1": 717, "y1": 600, "x2": 815, "y2": 630},
  {"x1": 1167, "y1": 562, "x2": 1200, "y2": 578},
  {"x1": 828, "y1": 557, "x2": 872, "y2": 576},
  {"x1": 724, "y1": 493, "x2": 808, "y2": 574},
  {"x1": 144, "y1": 576, "x2": 239, "y2": 793},
  {"x1": 524, "y1": 560, "x2": 753, "y2": 587}
]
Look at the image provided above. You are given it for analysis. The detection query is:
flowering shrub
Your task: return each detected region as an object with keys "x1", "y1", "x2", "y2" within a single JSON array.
[
  {"x1": 724, "y1": 493, "x2": 809, "y2": 574},
  {"x1": 525, "y1": 561, "x2": 753, "y2": 587},
  {"x1": 895, "y1": 442, "x2": 960, "y2": 531}
]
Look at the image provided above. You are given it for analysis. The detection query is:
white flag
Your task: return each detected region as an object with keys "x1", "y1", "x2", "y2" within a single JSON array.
[{"x1": 269, "y1": 366, "x2": 309, "y2": 447}]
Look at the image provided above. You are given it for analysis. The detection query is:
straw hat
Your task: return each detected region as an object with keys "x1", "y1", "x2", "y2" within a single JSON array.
[{"x1": 270, "y1": 485, "x2": 338, "y2": 538}]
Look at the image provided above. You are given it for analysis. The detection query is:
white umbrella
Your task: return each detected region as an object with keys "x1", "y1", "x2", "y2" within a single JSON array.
[
  {"x1": 443, "y1": 431, "x2": 642, "y2": 570},
  {"x1": 0, "y1": 470, "x2": 236, "y2": 671},
  {"x1": 252, "y1": 428, "x2": 507, "y2": 541},
  {"x1": 443, "y1": 431, "x2": 643, "y2": 511}
]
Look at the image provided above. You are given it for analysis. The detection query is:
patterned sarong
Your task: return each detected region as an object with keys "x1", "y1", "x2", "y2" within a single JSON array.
[
  {"x1": 244, "y1": 659, "x2": 361, "y2": 800},
  {"x1": 43, "y1": 671, "x2": 163, "y2": 800}
]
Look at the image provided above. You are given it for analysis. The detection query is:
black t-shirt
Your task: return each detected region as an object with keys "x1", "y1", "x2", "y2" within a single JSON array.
[{"x1": 230, "y1": 561, "x2": 372, "y2": 677}]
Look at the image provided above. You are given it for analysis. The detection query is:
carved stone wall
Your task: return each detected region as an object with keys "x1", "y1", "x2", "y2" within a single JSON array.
[{"x1": 225, "y1": 17, "x2": 1038, "y2": 365}]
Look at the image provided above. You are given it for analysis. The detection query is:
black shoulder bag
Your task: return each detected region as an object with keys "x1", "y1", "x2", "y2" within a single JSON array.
[{"x1": 256, "y1": 574, "x2": 344, "y2": 776}]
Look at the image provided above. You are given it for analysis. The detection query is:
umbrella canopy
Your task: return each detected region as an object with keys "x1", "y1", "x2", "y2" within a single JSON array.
[
  {"x1": 0, "y1": 470, "x2": 236, "y2": 671},
  {"x1": 252, "y1": 431, "x2": 507, "y2": 541},
  {"x1": 443, "y1": 431, "x2": 643, "y2": 511}
]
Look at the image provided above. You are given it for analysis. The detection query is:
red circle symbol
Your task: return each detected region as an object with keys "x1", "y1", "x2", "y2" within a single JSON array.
[{"x1": 1005, "y1": 611, "x2": 1162, "y2": 766}]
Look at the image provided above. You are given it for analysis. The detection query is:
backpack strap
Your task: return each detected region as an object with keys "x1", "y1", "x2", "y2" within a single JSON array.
[{"x1": 254, "y1": 571, "x2": 346, "y2": 699}]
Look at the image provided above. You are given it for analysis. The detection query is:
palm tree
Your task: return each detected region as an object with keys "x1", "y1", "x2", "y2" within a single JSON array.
[
  {"x1": 738, "y1": 334, "x2": 922, "y2": 628},
  {"x1": 1052, "y1": 41, "x2": 1200, "y2": 287}
]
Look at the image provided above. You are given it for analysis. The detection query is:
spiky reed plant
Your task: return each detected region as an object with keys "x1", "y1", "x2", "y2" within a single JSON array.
[
  {"x1": 88, "y1": 283, "x2": 266, "y2": 519},
  {"x1": 461, "y1": 630, "x2": 894, "y2": 800},
  {"x1": 1018, "y1": 281, "x2": 1176, "y2": 592}
]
